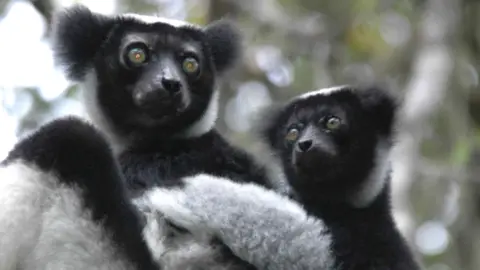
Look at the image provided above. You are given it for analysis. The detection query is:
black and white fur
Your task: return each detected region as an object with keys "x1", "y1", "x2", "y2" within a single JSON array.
[
  {"x1": 0, "y1": 118, "x2": 335, "y2": 270},
  {"x1": 51, "y1": 5, "x2": 313, "y2": 270},
  {"x1": 136, "y1": 174, "x2": 335, "y2": 270},
  {"x1": 145, "y1": 85, "x2": 423, "y2": 270},
  {"x1": 51, "y1": 4, "x2": 284, "y2": 197},
  {"x1": 257, "y1": 85, "x2": 422, "y2": 270},
  {"x1": 0, "y1": 117, "x2": 160, "y2": 270}
]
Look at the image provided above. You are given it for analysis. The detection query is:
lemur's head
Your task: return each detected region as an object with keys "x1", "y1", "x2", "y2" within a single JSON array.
[
  {"x1": 258, "y1": 85, "x2": 399, "y2": 207},
  {"x1": 52, "y1": 5, "x2": 241, "y2": 146}
]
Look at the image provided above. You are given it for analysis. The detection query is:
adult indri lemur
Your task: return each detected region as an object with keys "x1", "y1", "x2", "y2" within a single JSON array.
[
  {"x1": 47, "y1": 5, "x2": 334, "y2": 270},
  {"x1": 0, "y1": 117, "x2": 160, "y2": 270},
  {"x1": 142, "y1": 85, "x2": 423, "y2": 270},
  {"x1": 0, "y1": 115, "x2": 335, "y2": 270},
  {"x1": 52, "y1": 4, "x2": 288, "y2": 196}
]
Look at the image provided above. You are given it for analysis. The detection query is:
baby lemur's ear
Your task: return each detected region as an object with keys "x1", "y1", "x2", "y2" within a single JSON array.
[
  {"x1": 52, "y1": 4, "x2": 116, "y2": 81},
  {"x1": 357, "y1": 84, "x2": 400, "y2": 137}
]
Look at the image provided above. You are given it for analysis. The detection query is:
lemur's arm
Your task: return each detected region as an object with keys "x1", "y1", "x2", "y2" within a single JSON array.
[
  {"x1": 138, "y1": 174, "x2": 335, "y2": 270},
  {"x1": 0, "y1": 117, "x2": 159, "y2": 270}
]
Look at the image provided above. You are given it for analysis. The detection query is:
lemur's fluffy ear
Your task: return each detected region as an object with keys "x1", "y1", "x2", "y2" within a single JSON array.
[
  {"x1": 52, "y1": 4, "x2": 116, "y2": 81},
  {"x1": 356, "y1": 84, "x2": 399, "y2": 137},
  {"x1": 203, "y1": 19, "x2": 243, "y2": 74}
]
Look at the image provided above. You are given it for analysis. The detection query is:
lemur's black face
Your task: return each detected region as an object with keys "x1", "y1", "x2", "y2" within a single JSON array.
[
  {"x1": 53, "y1": 5, "x2": 241, "y2": 139},
  {"x1": 262, "y1": 86, "x2": 397, "y2": 202},
  {"x1": 94, "y1": 20, "x2": 215, "y2": 131}
]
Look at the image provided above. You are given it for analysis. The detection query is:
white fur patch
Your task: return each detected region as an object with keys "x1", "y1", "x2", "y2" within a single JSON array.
[
  {"x1": 144, "y1": 174, "x2": 335, "y2": 270},
  {"x1": 122, "y1": 14, "x2": 194, "y2": 28},
  {"x1": 295, "y1": 85, "x2": 351, "y2": 100},
  {"x1": 350, "y1": 140, "x2": 391, "y2": 208},
  {"x1": 81, "y1": 71, "x2": 128, "y2": 154},
  {"x1": 177, "y1": 90, "x2": 220, "y2": 138},
  {"x1": 134, "y1": 195, "x2": 237, "y2": 270},
  {"x1": 0, "y1": 161, "x2": 134, "y2": 270}
]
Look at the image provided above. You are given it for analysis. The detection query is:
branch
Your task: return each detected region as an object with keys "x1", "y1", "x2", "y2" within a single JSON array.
[
  {"x1": 221, "y1": 0, "x2": 326, "y2": 53},
  {"x1": 30, "y1": 0, "x2": 55, "y2": 34},
  {"x1": 390, "y1": 0, "x2": 459, "y2": 239},
  {"x1": 0, "y1": 0, "x2": 9, "y2": 16}
]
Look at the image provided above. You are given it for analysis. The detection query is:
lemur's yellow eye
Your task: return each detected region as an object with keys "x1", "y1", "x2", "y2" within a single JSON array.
[
  {"x1": 182, "y1": 57, "x2": 199, "y2": 74},
  {"x1": 285, "y1": 128, "x2": 300, "y2": 142},
  {"x1": 127, "y1": 47, "x2": 147, "y2": 65},
  {"x1": 325, "y1": 116, "x2": 341, "y2": 131}
]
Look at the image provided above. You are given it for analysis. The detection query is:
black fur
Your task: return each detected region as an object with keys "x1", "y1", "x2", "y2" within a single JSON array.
[
  {"x1": 53, "y1": 5, "x2": 241, "y2": 82},
  {"x1": 52, "y1": 6, "x2": 266, "y2": 269},
  {"x1": 121, "y1": 130, "x2": 273, "y2": 195},
  {"x1": 3, "y1": 117, "x2": 160, "y2": 270},
  {"x1": 203, "y1": 19, "x2": 243, "y2": 74},
  {"x1": 258, "y1": 85, "x2": 421, "y2": 270},
  {"x1": 53, "y1": 4, "x2": 242, "y2": 139},
  {"x1": 52, "y1": 5, "x2": 116, "y2": 81},
  {"x1": 51, "y1": 5, "x2": 271, "y2": 194}
]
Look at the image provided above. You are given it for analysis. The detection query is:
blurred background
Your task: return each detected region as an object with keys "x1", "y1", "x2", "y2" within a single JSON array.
[{"x1": 0, "y1": 0, "x2": 478, "y2": 269}]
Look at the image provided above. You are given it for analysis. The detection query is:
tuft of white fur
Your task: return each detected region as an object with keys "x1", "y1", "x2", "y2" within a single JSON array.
[
  {"x1": 294, "y1": 85, "x2": 351, "y2": 100},
  {"x1": 349, "y1": 139, "x2": 391, "y2": 208},
  {"x1": 0, "y1": 161, "x2": 135, "y2": 270},
  {"x1": 81, "y1": 71, "x2": 129, "y2": 154},
  {"x1": 134, "y1": 197, "x2": 244, "y2": 270},
  {"x1": 177, "y1": 90, "x2": 220, "y2": 138},
  {"x1": 0, "y1": 161, "x2": 53, "y2": 269},
  {"x1": 122, "y1": 14, "x2": 194, "y2": 28},
  {"x1": 143, "y1": 174, "x2": 335, "y2": 270}
]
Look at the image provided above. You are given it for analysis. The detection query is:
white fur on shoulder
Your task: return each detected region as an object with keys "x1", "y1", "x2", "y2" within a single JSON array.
[{"x1": 0, "y1": 161, "x2": 135, "y2": 270}]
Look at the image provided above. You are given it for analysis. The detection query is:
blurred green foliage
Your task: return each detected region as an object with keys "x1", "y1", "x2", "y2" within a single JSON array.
[{"x1": 1, "y1": 0, "x2": 480, "y2": 269}]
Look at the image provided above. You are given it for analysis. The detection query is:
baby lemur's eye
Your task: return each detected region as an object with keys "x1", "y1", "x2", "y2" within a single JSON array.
[
  {"x1": 324, "y1": 116, "x2": 341, "y2": 131},
  {"x1": 285, "y1": 128, "x2": 300, "y2": 143},
  {"x1": 182, "y1": 57, "x2": 200, "y2": 74},
  {"x1": 126, "y1": 44, "x2": 149, "y2": 66}
]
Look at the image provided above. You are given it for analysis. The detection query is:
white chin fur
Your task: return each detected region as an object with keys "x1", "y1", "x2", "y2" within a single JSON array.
[{"x1": 0, "y1": 161, "x2": 134, "y2": 270}]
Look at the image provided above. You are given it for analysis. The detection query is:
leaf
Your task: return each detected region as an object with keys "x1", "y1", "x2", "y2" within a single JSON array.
[{"x1": 450, "y1": 138, "x2": 472, "y2": 166}]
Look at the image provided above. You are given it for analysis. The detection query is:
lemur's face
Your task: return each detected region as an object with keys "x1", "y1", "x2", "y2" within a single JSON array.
[
  {"x1": 53, "y1": 5, "x2": 241, "y2": 138},
  {"x1": 263, "y1": 86, "x2": 397, "y2": 201},
  {"x1": 94, "y1": 20, "x2": 215, "y2": 127}
]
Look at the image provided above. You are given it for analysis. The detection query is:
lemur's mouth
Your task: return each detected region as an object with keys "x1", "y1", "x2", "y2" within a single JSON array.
[
  {"x1": 138, "y1": 93, "x2": 189, "y2": 117},
  {"x1": 292, "y1": 148, "x2": 329, "y2": 176}
]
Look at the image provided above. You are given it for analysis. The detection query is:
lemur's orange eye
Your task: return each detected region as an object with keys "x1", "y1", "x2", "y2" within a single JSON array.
[
  {"x1": 127, "y1": 47, "x2": 147, "y2": 65},
  {"x1": 182, "y1": 57, "x2": 199, "y2": 74},
  {"x1": 324, "y1": 116, "x2": 341, "y2": 131},
  {"x1": 285, "y1": 128, "x2": 300, "y2": 143}
]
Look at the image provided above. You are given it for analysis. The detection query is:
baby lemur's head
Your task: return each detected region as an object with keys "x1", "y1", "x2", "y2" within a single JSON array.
[{"x1": 258, "y1": 85, "x2": 398, "y2": 207}]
